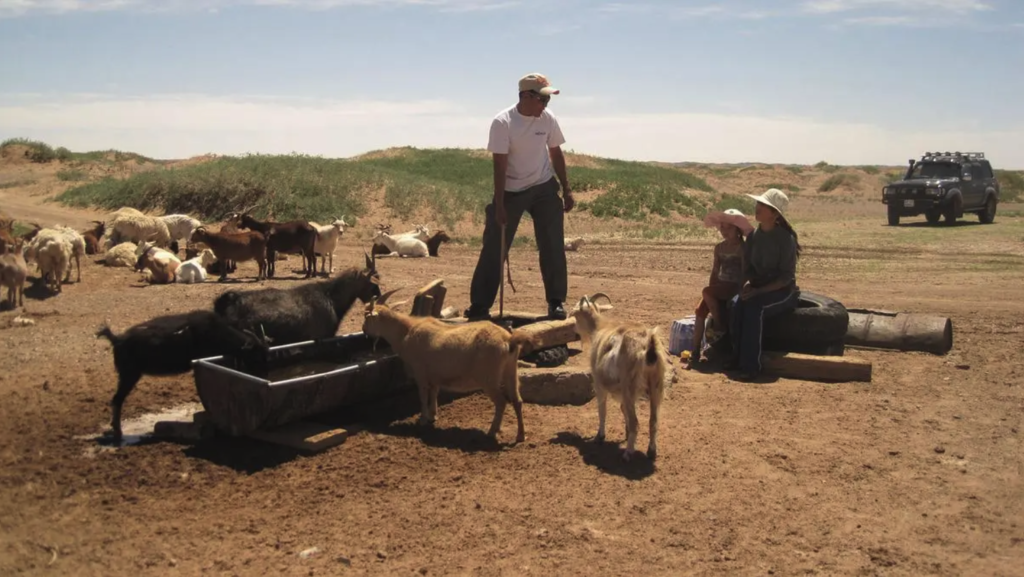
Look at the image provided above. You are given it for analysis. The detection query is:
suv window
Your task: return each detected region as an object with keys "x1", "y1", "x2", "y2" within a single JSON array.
[
  {"x1": 979, "y1": 161, "x2": 994, "y2": 179},
  {"x1": 970, "y1": 163, "x2": 984, "y2": 180},
  {"x1": 911, "y1": 162, "x2": 960, "y2": 179}
]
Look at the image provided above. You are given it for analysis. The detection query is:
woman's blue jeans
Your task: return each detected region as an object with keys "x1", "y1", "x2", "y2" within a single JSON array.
[{"x1": 729, "y1": 288, "x2": 799, "y2": 374}]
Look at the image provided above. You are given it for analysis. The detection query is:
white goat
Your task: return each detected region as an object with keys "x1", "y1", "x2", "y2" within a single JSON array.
[
  {"x1": 570, "y1": 293, "x2": 668, "y2": 462},
  {"x1": 361, "y1": 288, "x2": 535, "y2": 443},
  {"x1": 175, "y1": 248, "x2": 217, "y2": 284},
  {"x1": 564, "y1": 237, "x2": 585, "y2": 252},
  {"x1": 372, "y1": 229, "x2": 428, "y2": 258},
  {"x1": 159, "y1": 214, "x2": 203, "y2": 249},
  {"x1": 25, "y1": 229, "x2": 72, "y2": 293},
  {"x1": 53, "y1": 225, "x2": 86, "y2": 283},
  {"x1": 103, "y1": 242, "x2": 139, "y2": 268},
  {"x1": 135, "y1": 240, "x2": 181, "y2": 284},
  {"x1": 311, "y1": 216, "x2": 348, "y2": 274}
]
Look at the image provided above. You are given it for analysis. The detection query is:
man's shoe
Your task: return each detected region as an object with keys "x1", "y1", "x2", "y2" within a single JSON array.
[
  {"x1": 548, "y1": 301, "x2": 566, "y2": 320},
  {"x1": 463, "y1": 305, "x2": 490, "y2": 320}
]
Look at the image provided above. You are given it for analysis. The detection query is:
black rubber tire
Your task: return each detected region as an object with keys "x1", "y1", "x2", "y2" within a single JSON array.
[
  {"x1": 944, "y1": 196, "x2": 960, "y2": 225},
  {"x1": 925, "y1": 210, "x2": 941, "y2": 225},
  {"x1": 978, "y1": 195, "x2": 996, "y2": 224},
  {"x1": 760, "y1": 290, "x2": 849, "y2": 356},
  {"x1": 522, "y1": 344, "x2": 570, "y2": 368},
  {"x1": 887, "y1": 206, "x2": 900, "y2": 226}
]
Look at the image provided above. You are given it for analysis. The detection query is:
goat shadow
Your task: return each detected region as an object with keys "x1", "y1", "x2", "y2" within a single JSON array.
[
  {"x1": 551, "y1": 431, "x2": 656, "y2": 480},
  {"x1": 23, "y1": 276, "x2": 60, "y2": 301},
  {"x1": 316, "y1": 389, "x2": 507, "y2": 454}
]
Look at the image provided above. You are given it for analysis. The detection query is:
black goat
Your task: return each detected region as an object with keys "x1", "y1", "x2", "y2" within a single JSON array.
[
  {"x1": 96, "y1": 310, "x2": 271, "y2": 441},
  {"x1": 213, "y1": 253, "x2": 382, "y2": 345}
]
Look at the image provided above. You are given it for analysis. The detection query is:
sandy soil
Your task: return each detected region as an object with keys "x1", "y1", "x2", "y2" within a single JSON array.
[{"x1": 1, "y1": 157, "x2": 1023, "y2": 576}]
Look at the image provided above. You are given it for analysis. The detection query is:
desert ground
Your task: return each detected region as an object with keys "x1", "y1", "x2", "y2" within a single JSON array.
[{"x1": 1, "y1": 151, "x2": 1023, "y2": 576}]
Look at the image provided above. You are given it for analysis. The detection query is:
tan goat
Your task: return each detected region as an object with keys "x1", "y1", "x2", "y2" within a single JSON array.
[
  {"x1": 571, "y1": 293, "x2": 668, "y2": 462},
  {"x1": 0, "y1": 239, "x2": 28, "y2": 309},
  {"x1": 361, "y1": 288, "x2": 535, "y2": 443}
]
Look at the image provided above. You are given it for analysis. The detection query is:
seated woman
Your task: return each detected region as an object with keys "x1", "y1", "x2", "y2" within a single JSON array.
[{"x1": 726, "y1": 188, "x2": 801, "y2": 381}]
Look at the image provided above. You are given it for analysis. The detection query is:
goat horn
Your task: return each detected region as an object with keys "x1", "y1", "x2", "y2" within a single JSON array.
[
  {"x1": 376, "y1": 287, "x2": 401, "y2": 305},
  {"x1": 589, "y1": 292, "x2": 612, "y2": 307}
]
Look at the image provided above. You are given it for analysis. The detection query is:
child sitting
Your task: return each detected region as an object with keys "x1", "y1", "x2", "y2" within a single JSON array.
[{"x1": 687, "y1": 208, "x2": 753, "y2": 366}]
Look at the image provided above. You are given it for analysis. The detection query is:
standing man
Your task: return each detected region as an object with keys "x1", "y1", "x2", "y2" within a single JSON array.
[{"x1": 464, "y1": 72, "x2": 575, "y2": 320}]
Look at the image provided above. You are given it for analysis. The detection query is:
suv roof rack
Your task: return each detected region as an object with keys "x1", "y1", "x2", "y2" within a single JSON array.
[{"x1": 921, "y1": 151, "x2": 985, "y2": 161}]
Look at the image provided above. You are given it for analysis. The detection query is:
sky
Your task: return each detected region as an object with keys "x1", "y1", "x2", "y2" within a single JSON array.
[{"x1": 0, "y1": 0, "x2": 1022, "y2": 167}]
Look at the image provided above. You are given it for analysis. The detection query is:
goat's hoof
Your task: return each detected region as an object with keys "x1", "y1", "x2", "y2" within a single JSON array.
[
  {"x1": 515, "y1": 433, "x2": 525, "y2": 444},
  {"x1": 594, "y1": 433, "x2": 605, "y2": 444},
  {"x1": 647, "y1": 448, "x2": 657, "y2": 461},
  {"x1": 621, "y1": 449, "x2": 636, "y2": 463}
]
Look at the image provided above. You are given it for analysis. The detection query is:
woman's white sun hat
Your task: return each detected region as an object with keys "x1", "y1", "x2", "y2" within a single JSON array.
[
  {"x1": 703, "y1": 208, "x2": 754, "y2": 236},
  {"x1": 746, "y1": 188, "x2": 790, "y2": 216}
]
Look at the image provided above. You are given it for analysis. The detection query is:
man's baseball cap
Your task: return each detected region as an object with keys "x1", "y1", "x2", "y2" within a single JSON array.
[{"x1": 518, "y1": 73, "x2": 560, "y2": 96}]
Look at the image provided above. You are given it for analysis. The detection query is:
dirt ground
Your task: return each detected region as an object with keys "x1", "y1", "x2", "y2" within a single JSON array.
[{"x1": 1, "y1": 158, "x2": 1023, "y2": 576}]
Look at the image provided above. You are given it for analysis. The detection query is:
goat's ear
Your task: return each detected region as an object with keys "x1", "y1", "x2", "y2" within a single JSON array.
[{"x1": 364, "y1": 251, "x2": 374, "y2": 271}]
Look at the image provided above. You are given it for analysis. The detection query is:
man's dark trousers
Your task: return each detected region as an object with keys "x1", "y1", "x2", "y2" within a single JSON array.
[{"x1": 469, "y1": 176, "x2": 567, "y2": 312}]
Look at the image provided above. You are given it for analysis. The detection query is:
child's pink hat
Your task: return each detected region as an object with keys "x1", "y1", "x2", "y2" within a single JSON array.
[{"x1": 703, "y1": 208, "x2": 754, "y2": 236}]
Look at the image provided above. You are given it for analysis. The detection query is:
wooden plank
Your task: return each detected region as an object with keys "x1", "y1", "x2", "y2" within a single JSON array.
[
  {"x1": 412, "y1": 279, "x2": 447, "y2": 317},
  {"x1": 412, "y1": 295, "x2": 434, "y2": 317},
  {"x1": 513, "y1": 319, "x2": 579, "y2": 355},
  {"x1": 761, "y1": 351, "x2": 872, "y2": 383},
  {"x1": 247, "y1": 421, "x2": 354, "y2": 453}
]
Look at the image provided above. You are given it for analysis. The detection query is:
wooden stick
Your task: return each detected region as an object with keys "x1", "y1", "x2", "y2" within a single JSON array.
[{"x1": 499, "y1": 223, "x2": 506, "y2": 318}]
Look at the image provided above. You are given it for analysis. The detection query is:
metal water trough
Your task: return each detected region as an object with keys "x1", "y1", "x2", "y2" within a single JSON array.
[{"x1": 192, "y1": 332, "x2": 411, "y2": 436}]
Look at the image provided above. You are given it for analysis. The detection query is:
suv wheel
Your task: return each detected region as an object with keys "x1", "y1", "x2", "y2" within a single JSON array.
[
  {"x1": 887, "y1": 206, "x2": 900, "y2": 226},
  {"x1": 979, "y1": 195, "x2": 997, "y2": 224},
  {"x1": 925, "y1": 210, "x2": 941, "y2": 225},
  {"x1": 944, "y1": 196, "x2": 960, "y2": 226}
]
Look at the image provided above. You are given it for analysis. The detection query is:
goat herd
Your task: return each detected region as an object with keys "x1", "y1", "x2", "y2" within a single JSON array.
[
  {"x1": 2, "y1": 208, "x2": 655, "y2": 463},
  {"x1": 0, "y1": 207, "x2": 455, "y2": 300}
]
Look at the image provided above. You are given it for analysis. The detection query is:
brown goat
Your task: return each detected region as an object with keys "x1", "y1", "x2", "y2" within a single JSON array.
[
  {"x1": 425, "y1": 230, "x2": 451, "y2": 257},
  {"x1": 80, "y1": 221, "x2": 106, "y2": 255},
  {"x1": 190, "y1": 226, "x2": 269, "y2": 281},
  {"x1": 228, "y1": 213, "x2": 316, "y2": 278}
]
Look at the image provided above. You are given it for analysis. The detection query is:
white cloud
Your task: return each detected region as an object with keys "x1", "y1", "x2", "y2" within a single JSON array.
[
  {"x1": 0, "y1": 0, "x2": 520, "y2": 17},
  {"x1": 802, "y1": 0, "x2": 993, "y2": 14},
  {"x1": 1, "y1": 93, "x2": 1021, "y2": 167}
]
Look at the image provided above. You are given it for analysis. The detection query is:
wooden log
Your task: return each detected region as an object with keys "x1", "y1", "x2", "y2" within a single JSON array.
[
  {"x1": 513, "y1": 318, "x2": 579, "y2": 356},
  {"x1": 761, "y1": 351, "x2": 872, "y2": 383},
  {"x1": 519, "y1": 367, "x2": 594, "y2": 405},
  {"x1": 845, "y1": 309, "x2": 953, "y2": 355}
]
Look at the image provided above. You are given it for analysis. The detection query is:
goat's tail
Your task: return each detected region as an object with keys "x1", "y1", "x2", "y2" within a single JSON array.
[
  {"x1": 645, "y1": 328, "x2": 661, "y2": 366},
  {"x1": 508, "y1": 331, "x2": 537, "y2": 357}
]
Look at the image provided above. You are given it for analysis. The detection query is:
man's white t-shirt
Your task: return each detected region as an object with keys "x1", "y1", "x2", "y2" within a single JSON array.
[{"x1": 486, "y1": 104, "x2": 566, "y2": 192}]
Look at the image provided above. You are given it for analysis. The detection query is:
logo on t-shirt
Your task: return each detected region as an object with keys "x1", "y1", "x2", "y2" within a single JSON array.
[{"x1": 535, "y1": 131, "x2": 546, "y2": 136}]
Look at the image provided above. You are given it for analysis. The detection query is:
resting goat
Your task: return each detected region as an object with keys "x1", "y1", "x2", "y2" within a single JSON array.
[
  {"x1": 175, "y1": 248, "x2": 217, "y2": 284},
  {"x1": 361, "y1": 288, "x2": 534, "y2": 443},
  {"x1": 213, "y1": 253, "x2": 382, "y2": 345},
  {"x1": 372, "y1": 229, "x2": 428, "y2": 258},
  {"x1": 570, "y1": 293, "x2": 668, "y2": 462},
  {"x1": 134, "y1": 240, "x2": 181, "y2": 284},
  {"x1": 96, "y1": 310, "x2": 270, "y2": 441}
]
